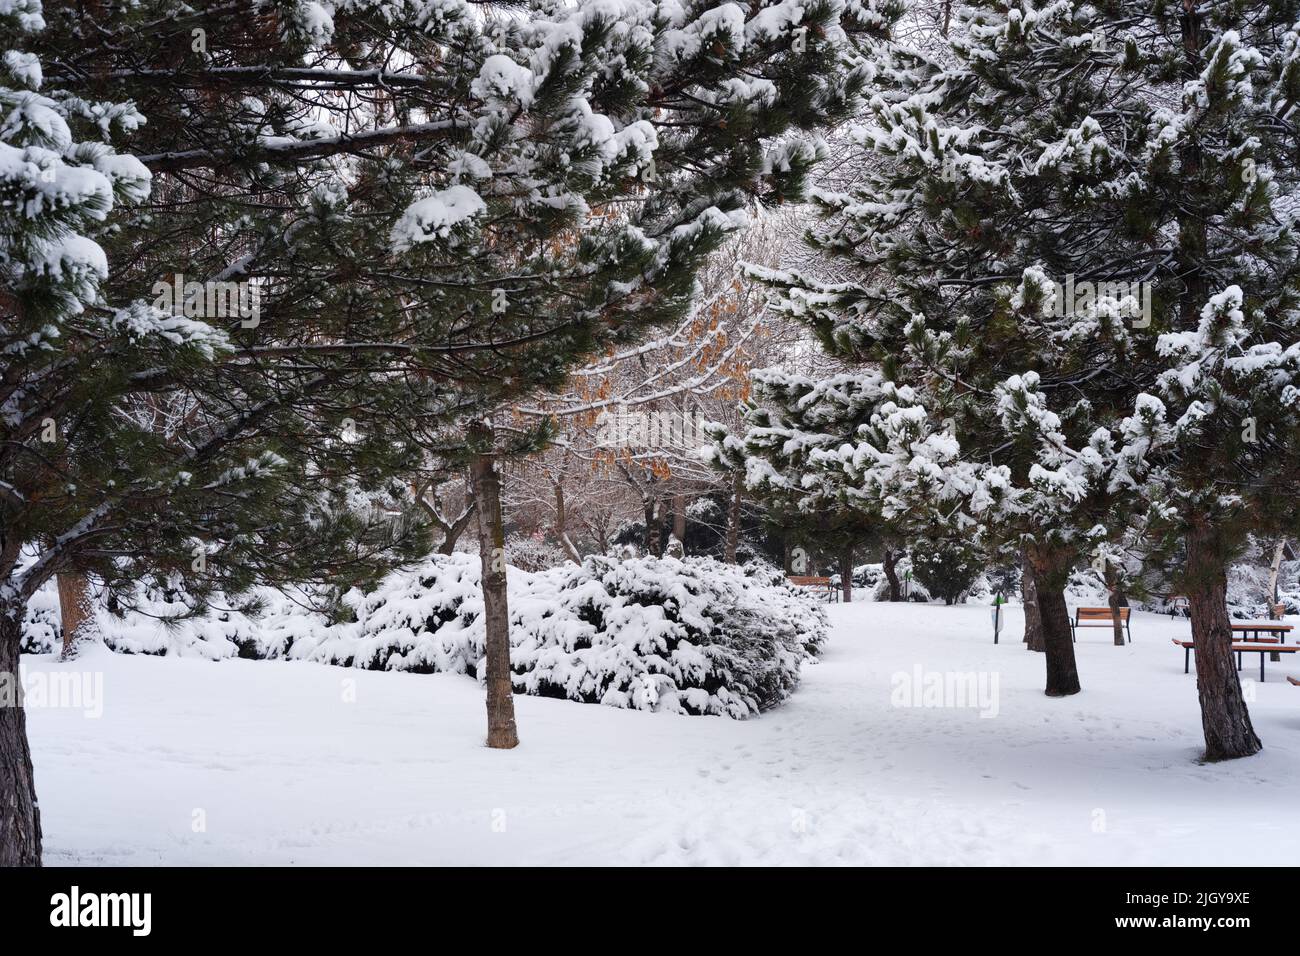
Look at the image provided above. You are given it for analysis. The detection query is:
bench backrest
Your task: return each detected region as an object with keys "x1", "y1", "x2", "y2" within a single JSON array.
[
  {"x1": 1076, "y1": 607, "x2": 1130, "y2": 621},
  {"x1": 788, "y1": 576, "x2": 832, "y2": 587}
]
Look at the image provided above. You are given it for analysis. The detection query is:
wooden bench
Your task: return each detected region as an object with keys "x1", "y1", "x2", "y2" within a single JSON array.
[
  {"x1": 1071, "y1": 606, "x2": 1132, "y2": 643},
  {"x1": 1167, "y1": 596, "x2": 1190, "y2": 617},
  {"x1": 1289, "y1": 676, "x2": 1300, "y2": 687},
  {"x1": 787, "y1": 576, "x2": 839, "y2": 602},
  {"x1": 1172, "y1": 637, "x2": 1300, "y2": 682}
]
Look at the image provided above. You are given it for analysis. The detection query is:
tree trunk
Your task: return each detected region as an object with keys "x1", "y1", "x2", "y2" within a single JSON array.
[
  {"x1": 553, "y1": 481, "x2": 581, "y2": 564},
  {"x1": 56, "y1": 569, "x2": 97, "y2": 659},
  {"x1": 1021, "y1": 546, "x2": 1044, "y2": 652},
  {"x1": 1105, "y1": 567, "x2": 1127, "y2": 647},
  {"x1": 839, "y1": 547, "x2": 853, "y2": 603},
  {"x1": 0, "y1": 610, "x2": 41, "y2": 865},
  {"x1": 644, "y1": 497, "x2": 664, "y2": 557},
  {"x1": 1026, "y1": 542, "x2": 1081, "y2": 696},
  {"x1": 1266, "y1": 539, "x2": 1286, "y2": 617},
  {"x1": 724, "y1": 474, "x2": 742, "y2": 564},
  {"x1": 1186, "y1": 519, "x2": 1261, "y2": 760},
  {"x1": 671, "y1": 492, "x2": 686, "y2": 552},
  {"x1": 470, "y1": 444, "x2": 519, "y2": 750},
  {"x1": 883, "y1": 549, "x2": 902, "y2": 602}
]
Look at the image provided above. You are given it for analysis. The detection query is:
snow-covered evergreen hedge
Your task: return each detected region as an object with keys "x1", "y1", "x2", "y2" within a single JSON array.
[{"x1": 27, "y1": 554, "x2": 827, "y2": 718}]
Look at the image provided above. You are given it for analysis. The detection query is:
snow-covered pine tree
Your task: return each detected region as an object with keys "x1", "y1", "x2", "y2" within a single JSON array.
[
  {"x1": 2, "y1": 0, "x2": 899, "y2": 862},
  {"x1": 703, "y1": 367, "x2": 981, "y2": 598},
  {"x1": 749, "y1": 1, "x2": 1300, "y2": 755}
]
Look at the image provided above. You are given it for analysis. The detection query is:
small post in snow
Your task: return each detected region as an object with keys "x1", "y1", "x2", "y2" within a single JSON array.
[{"x1": 991, "y1": 592, "x2": 1005, "y2": 644}]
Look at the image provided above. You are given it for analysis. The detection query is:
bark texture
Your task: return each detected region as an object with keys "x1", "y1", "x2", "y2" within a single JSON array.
[
  {"x1": 724, "y1": 474, "x2": 741, "y2": 564},
  {"x1": 1105, "y1": 568, "x2": 1128, "y2": 647},
  {"x1": 1186, "y1": 520, "x2": 1261, "y2": 760},
  {"x1": 0, "y1": 612, "x2": 41, "y2": 865},
  {"x1": 1026, "y1": 542, "x2": 1081, "y2": 696},
  {"x1": 56, "y1": 569, "x2": 97, "y2": 658},
  {"x1": 1021, "y1": 546, "x2": 1044, "y2": 652},
  {"x1": 471, "y1": 449, "x2": 519, "y2": 750},
  {"x1": 882, "y1": 549, "x2": 902, "y2": 602}
]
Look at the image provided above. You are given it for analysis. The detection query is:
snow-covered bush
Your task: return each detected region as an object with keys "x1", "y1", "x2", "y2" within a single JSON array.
[
  {"x1": 909, "y1": 539, "x2": 983, "y2": 605},
  {"x1": 19, "y1": 587, "x2": 62, "y2": 655},
  {"x1": 27, "y1": 553, "x2": 827, "y2": 718},
  {"x1": 295, "y1": 553, "x2": 826, "y2": 716}
]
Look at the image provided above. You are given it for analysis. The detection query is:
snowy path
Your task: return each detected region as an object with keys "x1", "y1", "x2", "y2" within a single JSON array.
[{"x1": 25, "y1": 601, "x2": 1300, "y2": 865}]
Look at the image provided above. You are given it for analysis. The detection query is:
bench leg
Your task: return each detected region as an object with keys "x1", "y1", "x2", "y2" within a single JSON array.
[
  {"x1": 1185, "y1": 647, "x2": 1190, "y2": 674},
  {"x1": 1261, "y1": 654, "x2": 1266, "y2": 683}
]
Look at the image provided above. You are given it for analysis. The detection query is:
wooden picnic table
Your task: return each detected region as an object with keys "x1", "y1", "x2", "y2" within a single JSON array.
[
  {"x1": 1172, "y1": 637, "x2": 1300, "y2": 682},
  {"x1": 1232, "y1": 622, "x2": 1294, "y2": 662},
  {"x1": 1232, "y1": 622, "x2": 1294, "y2": 642}
]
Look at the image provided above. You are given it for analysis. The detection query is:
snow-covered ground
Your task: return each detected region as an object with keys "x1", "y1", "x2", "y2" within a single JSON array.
[{"x1": 24, "y1": 601, "x2": 1300, "y2": 865}]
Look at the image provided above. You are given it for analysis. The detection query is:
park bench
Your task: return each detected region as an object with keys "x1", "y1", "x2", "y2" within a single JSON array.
[
  {"x1": 1290, "y1": 676, "x2": 1300, "y2": 687},
  {"x1": 1171, "y1": 637, "x2": 1300, "y2": 683},
  {"x1": 1071, "y1": 606, "x2": 1132, "y2": 643},
  {"x1": 1168, "y1": 596, "x2": 1190, "y2": 617},
  {"x1": 787, "y1": 575, "x2": 839, "y2": 602}
]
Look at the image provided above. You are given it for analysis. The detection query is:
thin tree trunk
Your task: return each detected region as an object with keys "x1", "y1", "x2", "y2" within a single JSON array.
[
  {"x1": 647, "y1": 498, "x2": 664, "y2": 558},
  {"x1": 0, "y1": 609, "x2": 41, "y2": 865},
  {"x1": 56, "y1": 569, "x2": 96, "y2": 659},
  {"x1": 1026, "y1": 542, "x2": 1081, "y2": 696},
  {"x1": 470, "y1": 441, "x2": 519, "y2": 750},
  {"x1": 1105, "y1": 567, "x2": 1127, "y2": 647},
  {"x1": 1022, "y1": 546, "x2": 1044, "y2": 652},
  {"x1": 553, "y1": 481, "x2": 581, "y2": 563},
  {"x1": 839, "y1": 547, "x2": 853, "y2": 603},
  {"x1": 883, "y1": 549, "x2": 902, "y2": 602},
  {"x1": 1266, "y1": 539, "x2": 1286, "y2": 617},
  {"x1": 724, "y1": 473, "x2": 741, "y2": 564},
  {"x1": 672, "y1": 492, "x2": 686, "y2": 551},
  {"x1": 643, "y1": 497, "x2": 665, "y2": 557},
  {"x1": 1186, "y1": 519, "x2": 1261, "y2": 760}
]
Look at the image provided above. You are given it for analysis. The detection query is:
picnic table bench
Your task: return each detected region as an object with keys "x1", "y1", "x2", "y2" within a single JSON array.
[
  {"x1": 787, "y1": 575, "x2": 839, "y2": 602},
  {"x1": 1070, "y1": 606, "x2": 1132, "y2": 643},
  {"x1": 1233, "y1": 622, "x2": 1294, "y2": 662},
  {"x1": 1171, "y1": 637, "x2": 1300, "y2": 682}
]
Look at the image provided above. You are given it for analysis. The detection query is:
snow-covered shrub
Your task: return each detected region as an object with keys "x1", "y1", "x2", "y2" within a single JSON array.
[
  {"x1": 312, "y1": 552, "x2": 829, "y2": 715},
  {"x1": 909, "y1": 539, "x2": 982, "y2": 605},
  {"x1": 510, "y1": 554, "x2": 827, "y2": 714},
  {"x1": 33, "y1": 553, "x2": 827, "y2": 718},
  {"x1": 20, "y1": 585, "x2": 61, "y2": 654}
]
